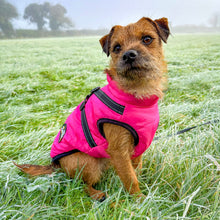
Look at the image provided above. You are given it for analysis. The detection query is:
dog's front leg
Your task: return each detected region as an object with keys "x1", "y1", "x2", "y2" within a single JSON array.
[
  {"x1": 103, "y1": 123, "x2": 141, "y2": 196},
  {"x1": 132, "y1": 155, "x2": 142, "y2": 176}
]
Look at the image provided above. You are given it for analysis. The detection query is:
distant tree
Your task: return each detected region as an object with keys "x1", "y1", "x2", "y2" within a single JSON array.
[
  {"x1": 48, "y1": 4, "x2": 74, "y2": 30},
  {"x1": 209, "y1": 12, "x2": 220, "y2": 28},
  {"x1": 23, "y1": 2, "x2": 73, "y2": 31},
  {"x1": 23, "y1": 3, "x2": 49, "y2": 30},
  {"x1": 0, "y1": 0, "x2": 18, "y2": 37}
]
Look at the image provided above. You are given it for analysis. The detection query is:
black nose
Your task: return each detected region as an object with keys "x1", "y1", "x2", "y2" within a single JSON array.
[{"x1": 123, "y1": 50, "x2": 138, "y2": 64}]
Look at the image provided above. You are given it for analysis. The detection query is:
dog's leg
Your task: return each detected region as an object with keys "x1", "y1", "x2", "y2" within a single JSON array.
[
  {"x1": 132, "y1": 155, "x2": 142, "y2": 170},
  {"x1": 59, "y1": 152, "x2": 107, "y2": 201},
  {"x1": 103, "y1": 123, "x2": 142, "y2": 196}
]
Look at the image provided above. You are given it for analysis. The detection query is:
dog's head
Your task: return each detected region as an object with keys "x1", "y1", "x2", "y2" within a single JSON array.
[{"x1": 100, "y1": 17, "x2": 170, "y2": 98}]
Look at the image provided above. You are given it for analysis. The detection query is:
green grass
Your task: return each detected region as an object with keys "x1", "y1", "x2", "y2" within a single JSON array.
[{"x1": 0, "y1": 34, "x2": 220, "y2": 219}]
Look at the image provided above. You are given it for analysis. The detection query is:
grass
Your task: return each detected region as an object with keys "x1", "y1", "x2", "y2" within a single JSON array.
[{"x1": 0, "y1": 34, "x2": 220, "y2": 219}]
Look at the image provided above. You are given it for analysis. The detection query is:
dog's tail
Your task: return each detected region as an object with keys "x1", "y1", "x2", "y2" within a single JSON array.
[{"x1": 13, "y1": 161, "x2": 59, "y2": 176}]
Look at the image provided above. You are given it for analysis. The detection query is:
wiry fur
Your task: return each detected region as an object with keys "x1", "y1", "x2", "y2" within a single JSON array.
[{"x1": 14, "y1": 17, "x2": 170, "y2": 201}]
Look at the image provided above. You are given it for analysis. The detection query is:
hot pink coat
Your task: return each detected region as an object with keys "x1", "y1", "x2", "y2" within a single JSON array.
[{"x1": 50, "y1": 74, "x2": 159, "y2": 162}]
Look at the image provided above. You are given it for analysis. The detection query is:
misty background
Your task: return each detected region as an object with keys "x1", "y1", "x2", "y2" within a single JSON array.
[{"x1": 1, "y1": 0, "x2": 220, "y2": 38}]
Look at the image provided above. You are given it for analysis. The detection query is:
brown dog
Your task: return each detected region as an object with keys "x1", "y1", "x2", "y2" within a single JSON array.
[{"x1": 14, "y1": 17, "x2": 170, "y2": 201}]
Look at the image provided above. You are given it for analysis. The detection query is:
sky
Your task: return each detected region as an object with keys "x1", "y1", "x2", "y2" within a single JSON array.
[{"x1": 7, "y1": 0, "x2": 220, "y2": 29}]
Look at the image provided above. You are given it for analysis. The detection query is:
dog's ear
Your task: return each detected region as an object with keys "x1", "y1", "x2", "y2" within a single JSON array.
[
  {"x1": 154, "y1": 17, "x2": 170, "y2": 43},
  {"x1": 99, "y1": 26, "x2": 119, "y2": 57},
  {"x1": 140, "y1": 17, "x2": 170, "y2": 43},
  {"x1": 99, "y1": 34, "x2": 110, "y2": 56}
]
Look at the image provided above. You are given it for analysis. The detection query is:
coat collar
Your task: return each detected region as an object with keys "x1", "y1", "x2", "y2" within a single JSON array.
[{"x1": 106, "y1": 74, "x2": 159, "y2": 107}]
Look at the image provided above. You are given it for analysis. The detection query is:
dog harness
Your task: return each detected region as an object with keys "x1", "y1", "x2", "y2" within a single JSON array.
[{"x1": 50, "y1": 74, "x2": 159, "y2": 163}]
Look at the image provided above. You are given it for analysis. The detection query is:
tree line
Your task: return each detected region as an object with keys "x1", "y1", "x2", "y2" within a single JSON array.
[
  {"x1": 0, "y1": 0, "x2": 73, "y2": 37},
  {"x1": 0, "y1": 0, "x2": 220, "y2": 38}
]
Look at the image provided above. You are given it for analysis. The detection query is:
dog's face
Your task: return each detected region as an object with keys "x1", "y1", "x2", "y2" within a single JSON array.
[{"x1": 100, "y1": 17, "x2": 170, "y2": 98}]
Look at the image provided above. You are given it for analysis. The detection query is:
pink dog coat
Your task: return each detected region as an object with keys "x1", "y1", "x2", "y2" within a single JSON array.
[{"x1": 50, "y1": 74, "x2": 159, "y2": 163}]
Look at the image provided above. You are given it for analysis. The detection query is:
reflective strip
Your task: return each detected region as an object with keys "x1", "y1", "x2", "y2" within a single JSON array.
[
  {"x1": 94, "y1": 89, "x2": 125, "y2": 115},
  {"x1": 52, "y1": 149, "x2": 80, "y2": 163},
  {"x1": 97, "y1": 118, "x2": 139, "y2": 146},
  {"x1": 81, "y1": 108, "x2": 97, "y2": 148}
]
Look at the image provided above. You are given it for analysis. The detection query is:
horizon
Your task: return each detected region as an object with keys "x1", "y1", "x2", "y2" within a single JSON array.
[{"x1": 7, "y1": 0, "x2": 220, "y2": 30}]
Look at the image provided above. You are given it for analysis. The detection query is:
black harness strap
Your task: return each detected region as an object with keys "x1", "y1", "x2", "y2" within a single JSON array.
[
  {"x1": 94, "y1": 89, "x2": 125, "y2": 115},
  {"x1": 80, "y1": 87, "x2": 126, "y2": 148},
  {"x1": 97, "y1": 118, "x2": 139, "y2": 146},
  {"x1": 81, "y1": 108, "x2": 97, "y2": 148},
  {"x1": 52, "y1": 149, "x2": 80, "y2": 163},
  {"x1": 80, "y1": 87, "x2": 100, "y2": 111}
]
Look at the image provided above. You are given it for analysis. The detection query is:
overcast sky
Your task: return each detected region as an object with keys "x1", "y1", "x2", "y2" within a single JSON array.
[{"x1": 8, "y1": 0, "x2": 220, "y2": 29}]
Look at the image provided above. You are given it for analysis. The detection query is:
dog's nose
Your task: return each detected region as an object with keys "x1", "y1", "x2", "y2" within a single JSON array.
[{"x1": 123, "y1": 50, "x2": 138, "y2": 64}]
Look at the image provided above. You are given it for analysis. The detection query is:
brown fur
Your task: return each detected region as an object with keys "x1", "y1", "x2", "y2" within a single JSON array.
[
  {"x1": 14, "y1": 17, "x2": 170, "y2": 201},
  {"x1": 13, "y1": 161, "x2": 55, "y2": 176}
]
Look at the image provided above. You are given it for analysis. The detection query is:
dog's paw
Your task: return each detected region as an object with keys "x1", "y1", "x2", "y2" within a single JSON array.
[
  {"x1": 135, "y1": 193, "x2": 146, "y2": 203},
  {"x1": 91, "y1": 191, "x2": 106, "y2": 202},
  {"x1": 87, "y1": 186, "x2": 107, "y2": 202},
  {"x1": 131, "y1": 192, "x2": 146, "y2": 202},
  {"x1": 99, "y1": 195, "x2": 106, "y2": 202}
]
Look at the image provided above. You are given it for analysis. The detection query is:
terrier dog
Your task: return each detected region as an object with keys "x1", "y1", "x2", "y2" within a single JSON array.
[{"x1": 14, "y1": 17, "x2": 170, "y2": 201}]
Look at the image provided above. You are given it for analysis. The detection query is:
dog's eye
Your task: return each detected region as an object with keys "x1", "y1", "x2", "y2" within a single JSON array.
[
  {"x1": 142, "y1": 36, "x2": 153, "y2": 45},
  {"x1": 113, "y1": 44, "x2": 121, "y2": 53}
]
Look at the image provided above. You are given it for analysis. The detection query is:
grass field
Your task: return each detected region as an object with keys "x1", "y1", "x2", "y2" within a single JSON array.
[{"x1": 0, "y1": 34, "x2": 220, "y2": 219}]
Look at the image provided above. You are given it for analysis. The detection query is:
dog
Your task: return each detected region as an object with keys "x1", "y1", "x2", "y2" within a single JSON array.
[{"x1": 14, "y1": 17, "x2": 170, "y2": 201}]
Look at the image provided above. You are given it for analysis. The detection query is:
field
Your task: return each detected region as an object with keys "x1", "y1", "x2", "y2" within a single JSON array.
[{"x1": 0, "y1": 34, "x2": 220, "y2": 219}]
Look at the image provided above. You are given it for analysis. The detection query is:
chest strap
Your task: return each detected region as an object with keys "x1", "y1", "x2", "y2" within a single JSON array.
[
  {"x1": 80, "y1": 87, "x2": 125, "y2": 148},
  {"x1": 94, "y1": 89, "x2": 125, "y2": 115}
]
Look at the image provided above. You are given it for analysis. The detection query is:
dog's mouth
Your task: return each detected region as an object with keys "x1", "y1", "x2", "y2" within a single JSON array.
[
  {"x1": 117, "y1": 60, "x2": 161, "y2": 80},
  {"x1": 119, "y1": 65, "x2": 145, "y2": 78},
  {"x1": 111, "y1": 53, "x2": 165, "y2": 99}
]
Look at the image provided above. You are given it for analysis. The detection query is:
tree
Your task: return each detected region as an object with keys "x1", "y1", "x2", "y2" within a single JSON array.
[
  {"x1": 0, "y1": 0, "x2": 18, "y2": 37},
  {"x1": 23, "y1": 3, "x2": 49, "y2": 30},
  {"x1": 23, "y1": 2, "x2": 73, "y2": 31},
  {"x1": 48, "y1": 4, "x2": 73, "y2": 31},
  {"x1": 209, "y1": 12, "x2": 220, "y2": 28}
]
